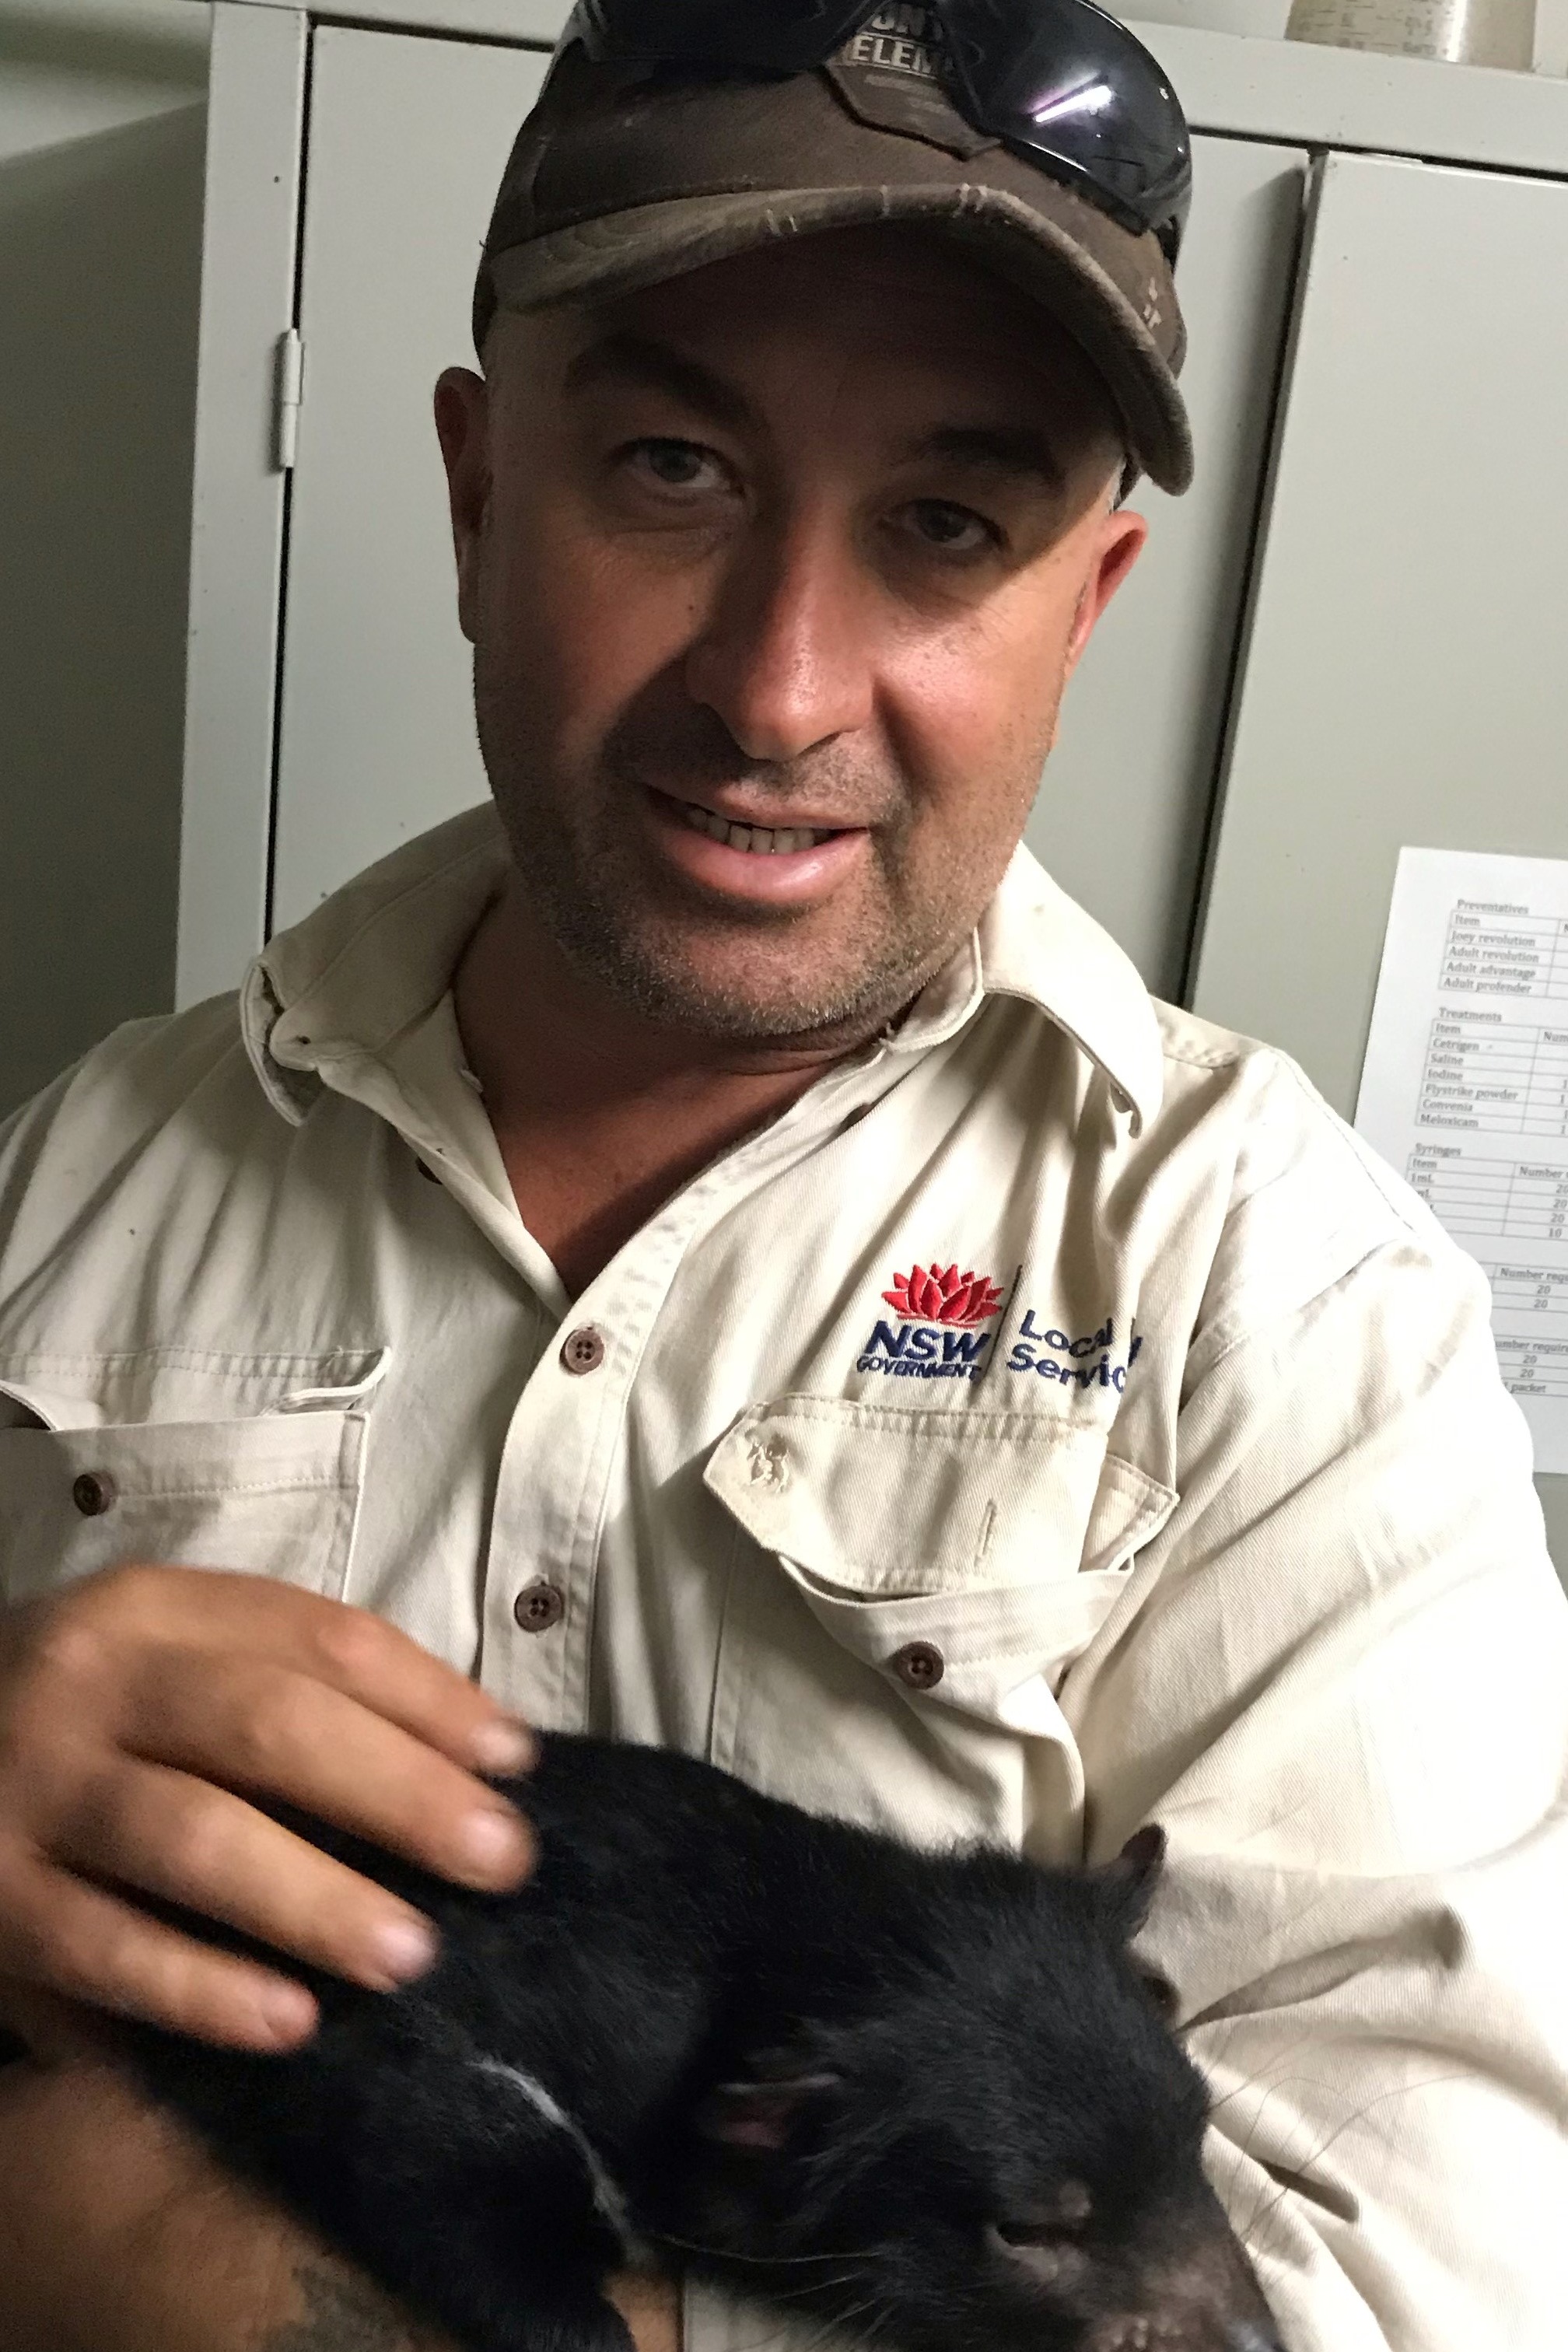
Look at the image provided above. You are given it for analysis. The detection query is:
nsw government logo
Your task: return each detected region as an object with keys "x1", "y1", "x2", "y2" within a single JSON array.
[{"x1": 856, "y1": 1263, "x2": 1006, "y2": 1383}]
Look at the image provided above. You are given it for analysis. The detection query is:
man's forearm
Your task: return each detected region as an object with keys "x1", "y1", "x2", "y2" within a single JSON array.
[
  {"x1": 258, "y1": 2254, "x2": 457, "y2": 2352},
  {"x1": 0, "y1": 2056, "x2": 454, "y2": 2352}
]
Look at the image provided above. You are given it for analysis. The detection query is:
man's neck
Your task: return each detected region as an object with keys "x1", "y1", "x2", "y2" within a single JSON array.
[{"x1": 451, "y1": 886, "x2": 891, "y2": 1297}]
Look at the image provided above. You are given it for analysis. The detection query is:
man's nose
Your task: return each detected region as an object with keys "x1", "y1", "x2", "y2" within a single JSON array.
[{"x1": 683, "y1": 520, "x2": 876, "y2": 764}]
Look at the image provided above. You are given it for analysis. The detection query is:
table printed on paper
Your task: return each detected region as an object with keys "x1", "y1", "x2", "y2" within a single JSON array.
[{"x1": 1359, "y1": 845, "x2": 1568, "y2": 1473}]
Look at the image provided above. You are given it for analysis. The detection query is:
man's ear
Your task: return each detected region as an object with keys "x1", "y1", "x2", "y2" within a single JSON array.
[
  {"x1": 432, "y1": 364, "x2": 492, "y2": 645},
  {"x1": 1065, "y1": 501, "x2": 1147, "y2": 671},
  {"x1": 695, "y1": 2071, "x2": 840, "y2": 2151},
  {"x1": 1096, "y1": 1822, "x2": 1167, "y2": 1941}
]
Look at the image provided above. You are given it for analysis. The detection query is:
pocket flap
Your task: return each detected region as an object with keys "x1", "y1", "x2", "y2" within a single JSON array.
[
  {"x1": 0, "y1": 1350, "x2": 387, "y2": 1608},
  {"x1": 0, "y1": 1380, "x2": 61, "y2": 1433},
  {"x1": 0, "y1": 1349, "x2": 387, "y2": 1431},
  {"x1": 705, "y1": 1394, "x2": 1175, "y2": 1596}
]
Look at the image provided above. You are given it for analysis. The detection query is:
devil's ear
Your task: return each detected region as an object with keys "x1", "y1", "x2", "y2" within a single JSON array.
[
  {"x1": 695, "y1": 2071, "x2": 839, "y2": 2151},
  {"x1": 1097, "y1": 1822, "x2": 1167, "y2": 1940}
]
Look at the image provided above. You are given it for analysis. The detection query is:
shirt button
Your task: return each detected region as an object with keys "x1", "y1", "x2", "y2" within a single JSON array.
[
  {"x1": 71, "y1": 1472, "x2": 117, "y2": 1517},
  {"x1": 890, "y1": 1640, "x2": 945, "y2": 1692},
  {"x1": 560, "y1": 1326, "x2": 606, "y2": 1376},
  {"x1": 513, "y1": 1580, "x2": 565, "y2": 1634}
]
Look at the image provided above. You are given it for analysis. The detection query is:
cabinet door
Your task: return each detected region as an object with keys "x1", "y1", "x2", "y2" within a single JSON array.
[
  {"x1": 269, "y1": 26, "x2": 1304, "y2": 984},
  {"x1": 269, "y1": 27, "x2": 548, "y2": 930},
  {"x1": 1192, "y1": 150, "x2": 1568, "y2": 1108},
  {"x1": 1027, "y1": 135, "x2": 1305, "y2": 999},
  {"x1": 1187, "y1": 150, "x2": 1568, "y2": 1573}
]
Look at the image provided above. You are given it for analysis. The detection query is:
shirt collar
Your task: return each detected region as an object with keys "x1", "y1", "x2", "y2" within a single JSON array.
[
  {"x1": 241, "y1": 804, "x2": 1163, "y2": 1135},
  {"x1": 978, "y1": 845, "x2": 1165, "y2": 1132},
  {"x1": 242, "y1": 806, "x2": 511, "y2": 1121},
  {"x1": 858, "y1": 845, "x2": 1164, "y2": 1132}
]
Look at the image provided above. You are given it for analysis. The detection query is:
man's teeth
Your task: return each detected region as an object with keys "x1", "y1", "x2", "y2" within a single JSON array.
[{"x1": 677, "y1": 800, "x2": 834, "y2": 856}]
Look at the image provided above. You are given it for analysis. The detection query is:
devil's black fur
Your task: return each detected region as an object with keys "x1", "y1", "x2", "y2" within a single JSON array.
[{"x1": 123, "y1": 1735, "x2": 1281, "y2": 2352}]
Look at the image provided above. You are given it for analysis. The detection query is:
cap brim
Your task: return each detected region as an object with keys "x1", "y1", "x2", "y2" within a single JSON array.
[{"x1": 485, "y1": 180, "x2": 1193, "y2": 496}]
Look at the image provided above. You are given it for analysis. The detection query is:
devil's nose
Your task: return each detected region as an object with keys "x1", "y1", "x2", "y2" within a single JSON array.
[{"x1": 1225, "y1": 2326, "x2": 1285, "y2": 2352}]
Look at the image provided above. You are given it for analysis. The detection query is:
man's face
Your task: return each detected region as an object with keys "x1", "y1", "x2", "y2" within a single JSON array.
[{"x1": 435, "y1": 225, "x2": 1146, "y2": 1046}]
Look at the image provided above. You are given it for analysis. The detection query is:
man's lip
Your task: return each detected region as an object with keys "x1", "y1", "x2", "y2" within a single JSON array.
[{"x1": 646, "y1": 784, "x2": 867, "y2": 834}]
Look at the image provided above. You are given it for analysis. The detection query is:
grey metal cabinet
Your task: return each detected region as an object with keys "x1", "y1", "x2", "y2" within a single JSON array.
[
  {"x1": 1192, "y1": 149, "x2": 1568, "y2": 1115},
  {"x1": 181, "y1": 4, "x2": 1568, "y2": 1566},
  {"x1": 270, "y1": 28, "x2": 548, "y2": 933},
  {"x1": 1185, "y1": 144, "x2": 1568, "y2": 1575},
  {"x1": 256, "y1": 18, "x2": 1307, "y2": 996},
  {"x1": 1029, "y1": 134, "x2": 1304, "y2": 999},
  {"x1": 179, "y1": 5, "x2": 1568, "y2": 1024}
]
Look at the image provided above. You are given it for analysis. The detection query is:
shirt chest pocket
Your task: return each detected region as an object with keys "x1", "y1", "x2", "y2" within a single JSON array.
[
  {"x1": 705, "y1": 1393, "x2": 1176, "y2": 1752},
  {"x1": 0, "y1": 1350, "x2": 385, "y2": 1610}
]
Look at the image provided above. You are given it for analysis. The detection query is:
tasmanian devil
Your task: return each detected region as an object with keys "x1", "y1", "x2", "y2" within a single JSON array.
[{"x1": 120, "y1": 1734, "x2": 1283, "y2": 2352}]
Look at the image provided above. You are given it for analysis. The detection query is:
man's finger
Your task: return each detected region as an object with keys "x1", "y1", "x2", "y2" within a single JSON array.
[
  {"x1": 53, "y1": 1759, "x2": 448, "y2": 1995},
  {"x1": 84, "y1": 1566, "x2": 535, "y2": 1778},
  {"x1": 0, "y1": 1847, "x2": 320, "y2": 2049},
  {"x1": 122, "y1": 1657, "x2": 535, "y2": 1894}
]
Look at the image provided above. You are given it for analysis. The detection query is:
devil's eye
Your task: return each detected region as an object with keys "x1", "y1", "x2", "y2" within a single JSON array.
[
  {"x1": 995, "y1": 2217, "x2": 1061, "y2": 2248},
  {"x1": 994, "y1": 2181, "x2": 1094, "y2": 2243},
  {"x1": 1136, "y1": 1965, "x2": 1181, "y2": 2021}
]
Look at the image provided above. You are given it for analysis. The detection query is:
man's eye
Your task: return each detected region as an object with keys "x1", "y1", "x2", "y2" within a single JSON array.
[
  {"x1": 903, "y1": 499, "x2": 1000, "y2": 557},
  {"x1": 628, "y1": 439, "x2": 723, "y2": 492}
]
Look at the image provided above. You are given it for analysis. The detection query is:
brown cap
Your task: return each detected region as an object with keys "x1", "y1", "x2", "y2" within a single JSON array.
[{"x1": 475, "y1": 21, "x2": 1192, "y2": 495}]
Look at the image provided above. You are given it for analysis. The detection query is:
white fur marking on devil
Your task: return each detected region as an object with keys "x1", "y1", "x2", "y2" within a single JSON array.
[{"x1": 469, "y1": 2056, "x2": 642, "y2": 2260}]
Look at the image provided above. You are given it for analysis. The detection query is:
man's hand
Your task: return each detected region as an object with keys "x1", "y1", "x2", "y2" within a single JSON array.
[{"x1": 0, "y1": 1563, "x2": 535, "y2": 2048}]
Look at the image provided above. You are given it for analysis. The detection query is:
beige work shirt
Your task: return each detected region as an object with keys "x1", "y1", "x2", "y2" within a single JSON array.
[{"x1": 1, "y1": 805, "x2": 1564, "y2": 2352}]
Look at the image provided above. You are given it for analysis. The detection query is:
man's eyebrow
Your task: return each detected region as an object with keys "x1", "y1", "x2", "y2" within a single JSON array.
[
  {"x1": 909, "y1": 425, "x2": 1067, "y2": 492},
  {"x1": 562, "y1": 331, "x2": 756, "y2": 436}
]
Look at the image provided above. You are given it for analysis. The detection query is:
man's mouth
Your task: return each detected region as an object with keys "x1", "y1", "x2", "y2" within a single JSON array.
[{"x1": 658, "y1": 789, "x2": 846, "y2": 859}]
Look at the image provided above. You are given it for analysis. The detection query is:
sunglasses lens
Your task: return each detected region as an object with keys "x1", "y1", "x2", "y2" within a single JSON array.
[{"x1": 942, "y1": 0, "x2": 1189, "y2": 241}]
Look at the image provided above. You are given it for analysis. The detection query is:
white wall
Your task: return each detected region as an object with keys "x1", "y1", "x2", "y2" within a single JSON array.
[{"x1": 0, "y1": 0, "x2": 208, "y2": 1116}]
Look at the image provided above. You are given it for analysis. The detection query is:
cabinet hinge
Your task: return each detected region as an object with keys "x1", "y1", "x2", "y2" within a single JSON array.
[{"x1": 274, "y1": 327, "x2": 305, "y2": 472}]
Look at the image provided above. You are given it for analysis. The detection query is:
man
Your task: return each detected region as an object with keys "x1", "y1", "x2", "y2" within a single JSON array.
[{"x1": 0, "y1": 5, "x2": 1563, "y2": 2349}]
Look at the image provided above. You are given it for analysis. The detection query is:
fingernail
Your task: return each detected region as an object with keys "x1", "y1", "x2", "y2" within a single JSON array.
[
  {"x1": 461, "y1": 1804, "x2": 528, "y2": 1877},
  {"x1": 256, "y1": 1982, "x2": 317, "y2": 2045},
  {"x1": 471, "y1": 1716, "x2": 535, "y2": 1776},
  {"x1": 371, "y1": 1913, "x2": 439, "y2": 1984}
]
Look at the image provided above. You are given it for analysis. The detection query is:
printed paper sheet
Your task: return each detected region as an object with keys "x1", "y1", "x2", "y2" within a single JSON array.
[{"x1": 1356, "y1": 846, "x2": 1568, "y2": 1475}]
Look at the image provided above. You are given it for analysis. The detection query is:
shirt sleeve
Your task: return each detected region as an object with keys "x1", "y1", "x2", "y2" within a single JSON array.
[{"x1": 1070, "y1": 1206, "x2": 1568, "y2": 2352}]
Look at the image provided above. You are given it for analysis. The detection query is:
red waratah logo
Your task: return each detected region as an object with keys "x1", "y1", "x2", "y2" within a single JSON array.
[{"x1": 881, "y1": 1264, "x2": 1005, "y2": 1328}]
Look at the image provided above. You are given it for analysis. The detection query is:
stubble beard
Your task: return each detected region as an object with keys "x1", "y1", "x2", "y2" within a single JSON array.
[{"x1": 472, "y1": 653, "x2": 1031, "y2": 1048}]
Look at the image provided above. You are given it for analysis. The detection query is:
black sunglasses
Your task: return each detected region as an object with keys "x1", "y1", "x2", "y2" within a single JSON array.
[{"x1": 565, "y1": 0, "x2": 1192, "y2": 264}]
